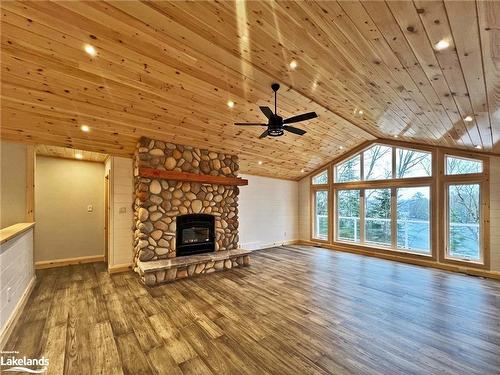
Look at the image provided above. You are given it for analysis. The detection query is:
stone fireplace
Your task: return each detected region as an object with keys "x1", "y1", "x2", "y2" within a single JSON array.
[{"x1": 133, "y1": 137, "x2": 250, "y2": 286}]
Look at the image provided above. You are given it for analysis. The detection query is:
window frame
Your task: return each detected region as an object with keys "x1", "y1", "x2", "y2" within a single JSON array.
[
  {"x1": 311, "y1": 168, "x2": 329, "y2": 186},
  {"x1": 310, "y1": 140, "x2": 490, "y2": 270},
  {"x1": 311, "y1": 188, "x2": 330, "y2": 243},
  {"x1": 439, "y1": 149, "x2": 489, "y2": 269},
  {"x1": 334, "y1": 154, "x2": 361, "y2": 183},
  {"x1": 333, "y1": 183, "x2": 434, "y2": 257},
  {"x1": 444, "y1": 154, "x2": 484, "y2": 176},
  {"x1": 444, "y1": 182, "x2": 483, "y2": 264},
  {"x1": 395, "y1": 185, "x2": 432, "y2": 255},
  {"x1": 335, "y1": 188, "x2": 362, "y2": 244}
]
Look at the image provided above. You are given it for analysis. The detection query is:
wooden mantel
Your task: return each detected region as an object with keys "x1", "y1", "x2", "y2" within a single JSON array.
[{"x1": 139, "y1": 167, "x2": 248, "y2": 186}]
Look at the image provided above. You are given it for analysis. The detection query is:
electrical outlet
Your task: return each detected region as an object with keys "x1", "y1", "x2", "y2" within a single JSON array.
[
  {"x1": 7, "y1": 287, "x2": 11, "y2": 302},
  {"x1": 87, "y1": 205, "x2": 93, "y2": 212},
  {"x1": 119, "y1": 207, "x2": 126, "y2": 214}
]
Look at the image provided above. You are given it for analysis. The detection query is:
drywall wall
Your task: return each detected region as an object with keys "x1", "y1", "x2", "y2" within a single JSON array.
[
  {"x1": 106, "y1": 156, "x2": 134, "y2": 269},
  {"x1": 238, "y1": 174, "x2": 298, "y2": 250},
  {"x1": 298, "y1": 176, "x2": 311, "y2": 241},
  {"x1": 35, "y1": 156, "x2": 104, "y2": 262},
  {"x1": 490, "y1": 156, "x2": 500, "y2": 272},
  {"x1": 0, "y1": 141, "x2": 26, "y2": 228},
  {"x1": 0, "y1": 228, "x2": 35, "y2": 344}
]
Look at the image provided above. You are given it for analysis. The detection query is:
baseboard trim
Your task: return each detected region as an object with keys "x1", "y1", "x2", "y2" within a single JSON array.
[
  {"x1": 35, "y1": 255, "x2": 105, "y2": 269},
  {"x1": 0, "y1": 276, "x2": 36, "y2": 350},
  {"x1": 108, "y1": 263, "x2": 133, "y2": 274},
  {"x1": 240, "y1": 239, "x2": 300, "y2": 251},
  {"x1": 298, "y1": 240, "x2": 500, "y2": 281}
]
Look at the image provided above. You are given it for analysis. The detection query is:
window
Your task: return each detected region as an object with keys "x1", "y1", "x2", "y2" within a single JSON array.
[
  {"x1": 365, "y1": 189, "x2": 391, "y2": 246},
  {"x1": 312, "y1": 170, "x2": 328, "y2": 185},
  {"x1": 446, "y1": 155, "x2": 483, "y2": 175},
  {"x1": 335, "y1": 155, "x2": 360, "y2": 183},
  {"x1": 396, "y1": 148, "x2": 431, "y2": 178},
  {"x1": 312, "y1": 141, "x2": 490, "y2": 268},
  {"x1": 363, "y1": 145, "x2": 392, "y2": 180},
  {"x1": 314, "y1": 190, "x2": 328, "y2": 240},
  {"x1": 337, "y1": 190, "x2": 360, "y2": 243},
  {"x1": 397, "y1": 187, "x2": 430, "y2": 253},
  {"x1": 447, "y1": 184, "x2": 481, "y2": 261}
]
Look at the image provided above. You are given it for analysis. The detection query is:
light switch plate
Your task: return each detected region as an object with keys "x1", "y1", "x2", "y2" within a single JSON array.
[{"x1": 87, "y1": 205, "x2": 93, "y2": 212}]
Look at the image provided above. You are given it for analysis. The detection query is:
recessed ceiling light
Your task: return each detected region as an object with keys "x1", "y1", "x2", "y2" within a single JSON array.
[
  {"x1": 475, "y1": 145, "x2": 482, "y2": 149},
  {"x1": 394, "y1": 134, "x2": 399, "y2": 138},
  {"x1": 464, "y1": 115, "x2": 473, "y2": 122},
  {"x1": 289, "y1": 60, "x2": 298, "y2": 70},
  {"x1": 300, "y1": 168, "x2": 305, "y2": 173},
  {"x1": 339, "y1": 146, "x2": 344, "y2": 150},
  {"x1": 75, "y1": 153, "x2": 83, "y2": 160},
  {"x1": 80, "y1": 125, "x2": 90, "y2": 132},
  {"x1": 258, "y1": 160, "x2": 263, "y2": 165},
  {"x1": 84, "y1": 44, "x2": 97, "y2": 56},
  {"x1": 434, "y1": 39, "x2": 450, "y2": 51},
  {"x1": 358, "y1": 110, "x2": 364, "y2": 115},
  {"x1": 227, "y1": 100, "x2": 235, "y2": 108}
]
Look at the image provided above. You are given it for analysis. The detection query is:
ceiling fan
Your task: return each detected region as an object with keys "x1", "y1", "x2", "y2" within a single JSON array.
[{"x1": 234, "y1": 83, "x2": 318, "y2": 139}]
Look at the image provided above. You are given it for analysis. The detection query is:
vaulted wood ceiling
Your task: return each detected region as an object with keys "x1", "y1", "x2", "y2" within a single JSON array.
[{"x1": 1, "y1": 1, "x2": 499, "y2": 179}]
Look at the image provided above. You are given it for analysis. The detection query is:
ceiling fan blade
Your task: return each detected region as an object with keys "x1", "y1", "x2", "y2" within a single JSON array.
[
  {"x1": 283, "y1": 111, "x2": 318, "y2": 124},
  {"x1": 283, "y1": 125, "x2": 306, "y2": 136},
  {"x1": 259, "y1": 106, "x2": 274, "y2": 119},
  {"x1": 259, "y1": 129, "x2": 269, "y2": 139},
  {"x1": 234, "y1": 123, "x2": 267, "y2": 126}
]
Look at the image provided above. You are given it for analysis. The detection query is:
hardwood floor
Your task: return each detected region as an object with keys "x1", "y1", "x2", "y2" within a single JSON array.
[{"x1": 4, "y1": 245, "x2": 500, "y2": 374}]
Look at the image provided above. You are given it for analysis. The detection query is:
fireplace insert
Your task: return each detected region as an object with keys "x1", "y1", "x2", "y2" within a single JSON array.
[{"x1": 176, "y1": 214, "x2": 215, "y2": 256}]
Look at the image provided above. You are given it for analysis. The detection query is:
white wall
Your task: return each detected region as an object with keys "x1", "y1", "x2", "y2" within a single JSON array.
[
  {"x1": 298, "y1": 177, "x2": 311, "y2": 241},
  {"x1": 106, "y1": 157, "x2": 134, "y2": 269},
  {"x1": 490, "y1": 156, "x2": 500, "y2": 272},
  {"x1": 238, "y1": 174, "x2": 299, "y2": 250},
  {"x1": 0, "y1": 228, "x2": 35, "y2": 340}
]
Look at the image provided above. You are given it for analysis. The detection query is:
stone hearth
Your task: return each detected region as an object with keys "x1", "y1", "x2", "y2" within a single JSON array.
[
  {"x1": 137, "y1": 249, "x2": 250, "y2": 286},
  {"x1": 133, "y1": 137, "x2": 249, "y2": 285}
]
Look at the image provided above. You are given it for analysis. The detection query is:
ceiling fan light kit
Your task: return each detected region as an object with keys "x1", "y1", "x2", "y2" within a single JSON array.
[{"x1": 235, "y1": 83, "x2": 318, "y2": 139}]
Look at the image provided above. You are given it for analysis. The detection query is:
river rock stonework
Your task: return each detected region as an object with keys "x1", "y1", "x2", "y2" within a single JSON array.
[{"x1": 133, "y1": 137, "x2": 240, "y2": 270}]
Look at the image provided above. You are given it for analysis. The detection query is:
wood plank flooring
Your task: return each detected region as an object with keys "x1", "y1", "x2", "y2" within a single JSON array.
[{"x1": 3, "y1": 245, "x2": 500, "y2": 374}]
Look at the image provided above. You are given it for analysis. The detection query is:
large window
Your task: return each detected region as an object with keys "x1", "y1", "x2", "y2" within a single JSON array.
[
  {"x1": 337, "y1": 190, "x2": 360, "y2": 242},
  {"x1": 446, "y1": 155, "x2": 483, "y2": 175},
  {"x1": 447, "y1": 184, "x2": 481, "y2": 261},
  {"x1": 314, "y1": 141, "x2": 489, "y2": 269},
  {"x1": 363, "y1": 145, "x2": 392, "y2": 180},
  {"x1": 312, "y1": 170, "x2": 328, "y2": 185},
  {"x1": 335, "y1": 155, "x2": 360, "y2": 183},
  {"x1": 397, "y1": 187, "x2": 430, "y2": 253},
  {"x1": 313, "y1": 190, "x2": 328, "y2": 240},
  {"x1": 335, "y1": 145, "x2": 433, "y2": 182},
  {"x1": 365, "y1": 189, "x2": 391, "y2": 246},
  {"x1": 396, "y1": 148, "x2": 431, "y2": 178}
]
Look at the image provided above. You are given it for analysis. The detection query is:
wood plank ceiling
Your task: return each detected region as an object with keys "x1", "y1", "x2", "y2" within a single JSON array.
[
  {"x1": 36, "y1": 144, "x2": 107, "y2": 163},
  {"x1": 1, "y1": 1, "x2": 499, "y2": 180}
]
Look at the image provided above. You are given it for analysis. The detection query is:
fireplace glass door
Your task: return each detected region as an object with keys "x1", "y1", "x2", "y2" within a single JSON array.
[
  {"x1": 182, "y1": 227, "x2": 210, "y2": 244},
  {"x1": 176, "y1": 214, "x2": 215, "y2": 256}
]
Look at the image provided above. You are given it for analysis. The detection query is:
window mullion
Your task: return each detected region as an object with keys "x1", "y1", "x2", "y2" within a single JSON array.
[
  {"x1": 392, "y1": 147, "x2": 396, "y2": 179},
  {"x1": 391, "y1": 187, "x2": 397, "y2": 249},
  {"x1": 360, "y1": 189, "x2": 365, "y2": 244}
]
